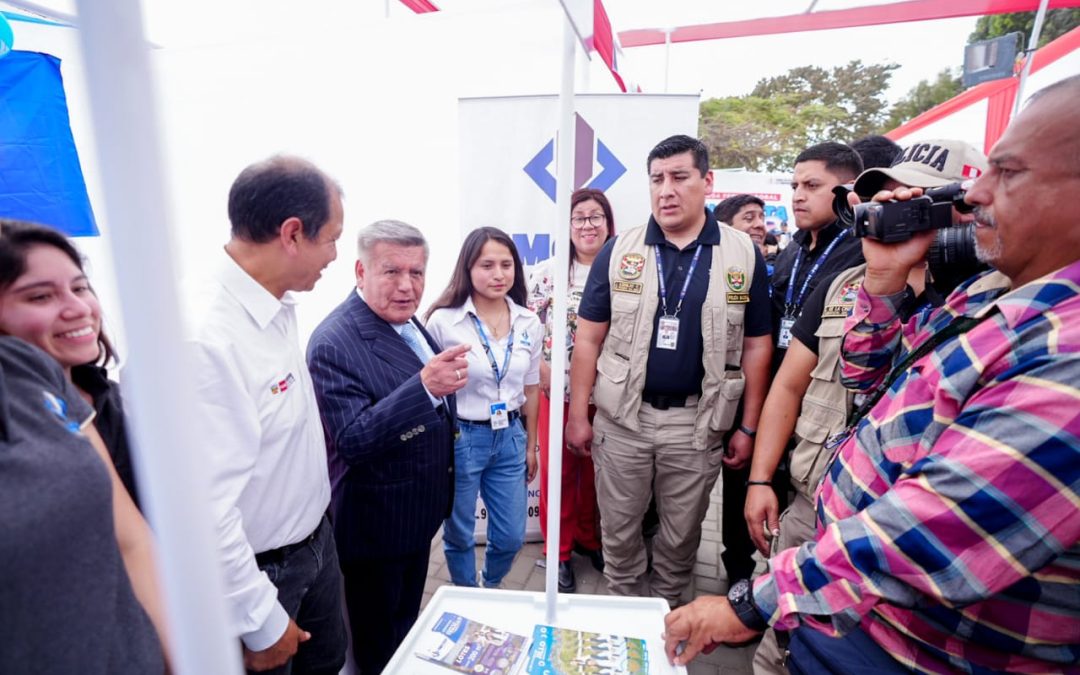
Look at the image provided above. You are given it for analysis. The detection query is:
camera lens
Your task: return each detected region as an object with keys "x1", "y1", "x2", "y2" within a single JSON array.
[
  {"x1": 928, "y1": 223, "x2": 987, "y2": 296},
  {"x1": 831, "y1": 185, "x2": 854, "y2": 229}
]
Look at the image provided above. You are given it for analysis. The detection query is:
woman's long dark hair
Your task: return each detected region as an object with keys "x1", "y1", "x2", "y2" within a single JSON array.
[
  {"x1": 569, "y1": 188, "x2": 616, "y2": 273},
  {"x1": 426, "y1": 227, "x2": 528, "y2": 320},
  {"x1": 0, "y1": 218, "x2": 116, "y2": 366}
]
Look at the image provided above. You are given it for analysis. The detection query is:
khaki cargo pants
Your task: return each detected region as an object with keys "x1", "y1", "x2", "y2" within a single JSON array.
[{"x1": 591, "y1": 401, "x2": 724, "y2": 605}]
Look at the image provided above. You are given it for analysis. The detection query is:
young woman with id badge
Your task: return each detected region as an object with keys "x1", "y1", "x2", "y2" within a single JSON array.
[{"x1": 425, "y1": 227, "x2": 543, "y2": 588}]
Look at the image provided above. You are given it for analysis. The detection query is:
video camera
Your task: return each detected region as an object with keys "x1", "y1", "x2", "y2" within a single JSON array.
[
  {"x1": 832, "y1": 181, "x2": 986, "y2": 297},
  {"x1": 833, "y1": 182, "x2": 974, "y2": 243}
]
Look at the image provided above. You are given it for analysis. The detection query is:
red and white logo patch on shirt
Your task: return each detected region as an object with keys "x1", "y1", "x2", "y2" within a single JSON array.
[{"x1": 270, "y1": 372, "x2": 296, "y2": 395}]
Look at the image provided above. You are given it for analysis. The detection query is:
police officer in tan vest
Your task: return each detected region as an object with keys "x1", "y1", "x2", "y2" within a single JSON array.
[
  {"x1": 745, "y1": 138, "x2": 991, "y2": 674},
  {"x1": 566, "y1": 135, "x2": 773, "y2": 605}
]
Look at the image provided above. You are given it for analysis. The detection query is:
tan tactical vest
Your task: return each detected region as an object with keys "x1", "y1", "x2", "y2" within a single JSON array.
[
  {"x1": 789, "y1": 263, "x2": 866, "y2": 498},
  {"x1": 592, "y1": 222, "x2": 757, "y2": 451}
]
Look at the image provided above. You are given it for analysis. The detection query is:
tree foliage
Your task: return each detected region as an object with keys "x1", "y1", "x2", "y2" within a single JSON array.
[
  {"x1": 882, "y1": 10, "x2": 1078, "y2": 133},
  {"x1": 969, "y1": 9, "x2": 1080, "y2": 48},
  {"x1": 699, "y1": 60, "x2": 897, "y2": 171},
  {"x1": 697, "y1": 11, "x2": 1079, "y2": 172},
  {"x1": 750, "y1": 61, "x2": 899, "y2": 140},
  {"x1": 884, "y1": 68, "x2": 963, "y2": 131}
]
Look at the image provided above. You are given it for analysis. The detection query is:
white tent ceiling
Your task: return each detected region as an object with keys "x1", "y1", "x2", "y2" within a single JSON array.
[{"x1": 2, "y1": 0, "x2": 988, "y2": 101}]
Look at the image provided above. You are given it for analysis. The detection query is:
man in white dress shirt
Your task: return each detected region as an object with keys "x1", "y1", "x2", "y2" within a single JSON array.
[{"x1": 185, "y1": 156, "x2": 346, "y2": 674}]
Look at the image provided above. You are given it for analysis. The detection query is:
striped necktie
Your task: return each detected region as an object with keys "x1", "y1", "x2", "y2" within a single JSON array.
[{"x1": 400, "y1": 321, "x2": 433, "y2": 364}]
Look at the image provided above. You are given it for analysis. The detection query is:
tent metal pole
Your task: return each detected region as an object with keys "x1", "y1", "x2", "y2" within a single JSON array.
[
  {"x1": 72, "y1": 2, "x2": 241, "y2": 673},
  {"x1": 545, "y1": 11, "x2": 576, "y2": 625},
  {"x1": 664, "y1": 28, "x2": 672, "y2": 93},
  {"x1": 3, "y1": 0, "x2": 76, "y2": 25},
  {"x1": 1014, "y1": 0, "x2": 1051, "y2": 115}
]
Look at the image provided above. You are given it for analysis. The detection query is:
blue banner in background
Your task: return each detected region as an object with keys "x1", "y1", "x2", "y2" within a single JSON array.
[{"x1": 0, "y1": 51, "x2": 97, "y2": 236}]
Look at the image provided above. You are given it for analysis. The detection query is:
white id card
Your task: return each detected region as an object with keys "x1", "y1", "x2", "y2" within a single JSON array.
[
  {"x1": 656, "y1": 316, "x2": 680, "y2": 350},
  {"x1": 489, "y1": 401, "x2": 510, "y2": 429},
  {"x1": 777, "y1": 316, "x2": 795, "y2": 349}
]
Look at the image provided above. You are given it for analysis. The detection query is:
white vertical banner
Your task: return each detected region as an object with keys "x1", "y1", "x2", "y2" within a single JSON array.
[{"x1": 458, "y1": 93, "x2": 699, "y2": 542}]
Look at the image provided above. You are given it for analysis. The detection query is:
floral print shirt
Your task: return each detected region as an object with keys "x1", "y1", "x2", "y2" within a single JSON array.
[{"x1": 526, "y1": 258, "x2": 591, "y2": 398}]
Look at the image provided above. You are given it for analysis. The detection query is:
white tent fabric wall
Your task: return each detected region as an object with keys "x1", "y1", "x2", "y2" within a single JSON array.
[
  {"x1": 149, "y1": 0, "x2": 627, "y2": 346},
  {"x1": 9, "y1": 0, "x2": 629, "y2": 351}
]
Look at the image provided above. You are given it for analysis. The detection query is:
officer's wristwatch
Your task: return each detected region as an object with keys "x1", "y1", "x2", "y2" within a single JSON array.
[{"x1": 727, "y1": 579, "x2": 768, "y2": 632}]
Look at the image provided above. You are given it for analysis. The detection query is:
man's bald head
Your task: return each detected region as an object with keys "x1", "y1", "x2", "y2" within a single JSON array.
[
  {"x1": 1024, "y1": 74, "x2": 1080, "y2": 175},
  {"x1": 966, "y1": 74, "x2": 1080, "y2": 287}
]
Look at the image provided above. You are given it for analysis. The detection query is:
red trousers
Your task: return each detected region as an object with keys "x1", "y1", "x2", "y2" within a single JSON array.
[{"x1": 537, "y1": 395, "x2": 601, "y2": 561}]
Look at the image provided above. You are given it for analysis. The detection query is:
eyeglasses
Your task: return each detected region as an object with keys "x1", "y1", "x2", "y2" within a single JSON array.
[{"x1": 570, "y1": 214, "x2": 606, "y2": 229}]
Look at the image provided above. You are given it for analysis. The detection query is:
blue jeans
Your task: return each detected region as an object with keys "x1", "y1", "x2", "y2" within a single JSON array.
[
  {"x1": 788, "y1": 625, "x2": 912, "y2": 675},
  {"x1": 443, "y1": 418, "x2": 528, "y2": 587}
]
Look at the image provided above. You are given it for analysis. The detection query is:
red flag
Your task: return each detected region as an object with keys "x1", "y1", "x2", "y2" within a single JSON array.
[{"x1": 593, "y1": 0, "x2": 627, "y2": 92}]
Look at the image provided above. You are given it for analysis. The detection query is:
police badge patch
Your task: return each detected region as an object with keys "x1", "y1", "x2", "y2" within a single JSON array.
[
  {"x1": 619, "y1": 253, "x2": 646, "y2": 280},
  {"x1": 726, "y1": 267, "x2": 747, "y2": 292},
  {"x1": 726, "y1": 266, "x2": 749, "y2": 303},
  {"x1": 823, "y1": 280, "x2": 863, "y2": 318},
  {"x1": 838, "y1": 280, "x2": 862, "y2": 304}
]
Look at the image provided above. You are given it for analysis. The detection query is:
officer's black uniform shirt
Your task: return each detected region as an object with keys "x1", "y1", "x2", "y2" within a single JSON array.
[
  {"x1": 577, "y1": 210, "x2": 771, "y2": 397},
  {"x1": 769, "y1": 219, "x2": 864, "y2": 373}
]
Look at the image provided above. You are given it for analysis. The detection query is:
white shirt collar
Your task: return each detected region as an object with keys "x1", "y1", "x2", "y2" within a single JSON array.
[{"x1": 215, "y1": 247, "x2": 294, "y2": 330}]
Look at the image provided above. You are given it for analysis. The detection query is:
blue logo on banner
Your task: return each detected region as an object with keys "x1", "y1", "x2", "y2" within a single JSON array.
[
  {"x1": 523, "y1": 140, "x2": 557, "y2": 202},
  {"x1": 523, "y1": 113, "x2": 626, "y2": 202},
  {"x1": 512, "y1": 232, "x2": 550, "y2": 266}
]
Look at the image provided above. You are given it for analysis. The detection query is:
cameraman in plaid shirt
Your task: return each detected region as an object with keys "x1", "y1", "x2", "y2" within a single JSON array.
[{"x1": 665, "y1": 74, "x2": 1080, "y2": 675}]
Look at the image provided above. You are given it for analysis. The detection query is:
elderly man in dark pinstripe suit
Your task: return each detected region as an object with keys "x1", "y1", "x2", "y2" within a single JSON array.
[{"x1": 307, "y1": 220, "x2": 470, "y2": 674}]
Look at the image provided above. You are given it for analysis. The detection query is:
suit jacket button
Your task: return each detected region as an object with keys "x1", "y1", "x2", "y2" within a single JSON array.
[
  {"x1": 418, "y1": 425, "x2": 425, "y2": 433},
  {"x1": 400, "y1": 434, "x2": 407, "y2": 441}
]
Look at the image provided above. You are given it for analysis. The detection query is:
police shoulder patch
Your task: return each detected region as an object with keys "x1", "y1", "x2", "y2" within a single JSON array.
[
  {"x1": 619, "y1": 254, "x2": 646, "y2": 280},
  {"x1": 726, "y1": 266, "x2": 747, "y2": 292},
  {"x1": 836, "y1": 280, "x2": 862, "y2": 304}
]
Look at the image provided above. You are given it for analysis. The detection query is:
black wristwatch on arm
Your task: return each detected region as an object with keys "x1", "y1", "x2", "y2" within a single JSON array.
[{"x1": 727, "y1": 578, "x2": 769, "y2": 632}]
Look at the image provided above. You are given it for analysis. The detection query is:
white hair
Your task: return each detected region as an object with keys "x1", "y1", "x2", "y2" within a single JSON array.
[{"x1": 356, "y1": 219, "x2": 428, "y2": 262}]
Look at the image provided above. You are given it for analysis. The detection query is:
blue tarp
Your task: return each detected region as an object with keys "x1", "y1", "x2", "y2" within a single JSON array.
[{"x1": 0, "y1": 50, "x2": 97, "y2": 236}]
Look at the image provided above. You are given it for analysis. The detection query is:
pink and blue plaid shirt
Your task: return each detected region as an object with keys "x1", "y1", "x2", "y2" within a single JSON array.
[{"x1": 753, "y1": 260, "x2": 1080, "y2": 674}]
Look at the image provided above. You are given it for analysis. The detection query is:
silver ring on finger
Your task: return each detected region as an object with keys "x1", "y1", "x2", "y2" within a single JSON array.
[{"x1": 455, "y1": 369, "x2": 461, "y2": 380}]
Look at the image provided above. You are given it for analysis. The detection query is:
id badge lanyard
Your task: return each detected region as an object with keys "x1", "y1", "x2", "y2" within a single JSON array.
[
  {"x1": 779, "y1": 229, "x2": 850, "y2": 348},
  {"x1": 654, "y1": 244, "x2": 703, "y2": 351},
  {"x1": 469, "y1": 312, "x2": 515, "y2": 426}
]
